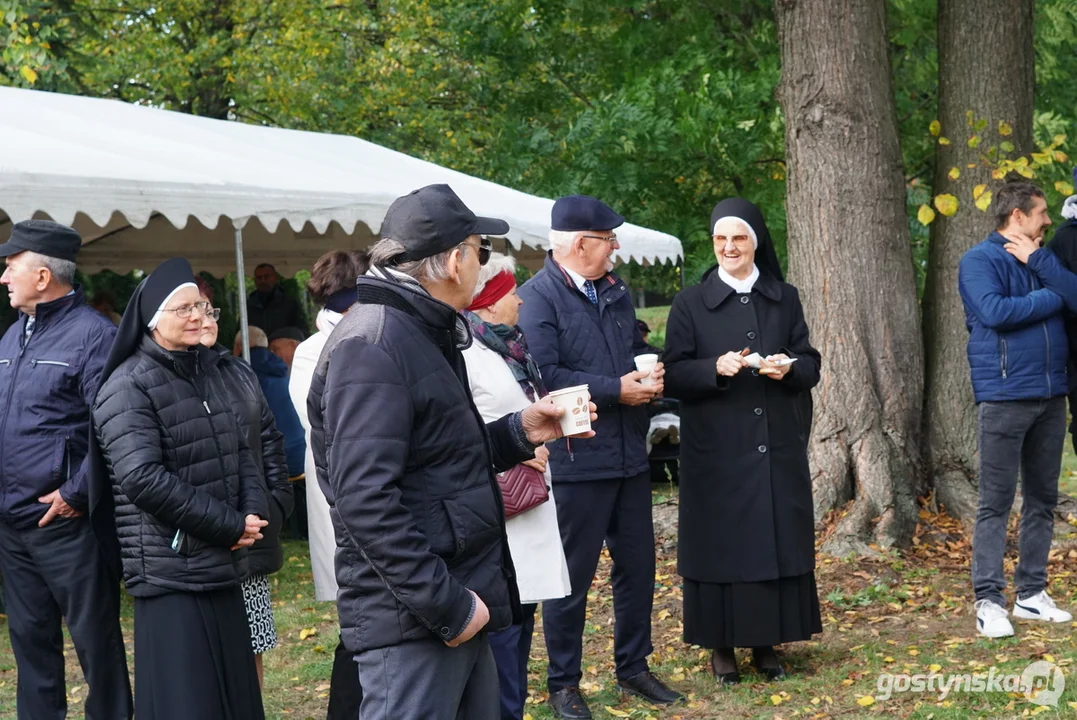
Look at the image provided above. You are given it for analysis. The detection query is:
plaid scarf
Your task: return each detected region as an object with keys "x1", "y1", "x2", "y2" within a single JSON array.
[{"x1": 464, "y1": 311, "x2": 546, "y2": 402}]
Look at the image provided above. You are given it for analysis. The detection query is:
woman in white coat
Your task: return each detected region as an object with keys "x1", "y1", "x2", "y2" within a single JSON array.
[
  {"x1": 462, "y1": 252, "x2": 572, "y2": 720},
  {"x1": 287, "y1": 249, "x2": 368, "y2": 719}
]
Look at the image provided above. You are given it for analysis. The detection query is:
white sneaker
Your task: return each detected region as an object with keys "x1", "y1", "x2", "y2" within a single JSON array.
[
  {"x1": 1013, "y1": 591, "x2": 1073, "y2": 623},
  {"x1": 975, "y1": 599, "x2": 1015, "y2": 638}
]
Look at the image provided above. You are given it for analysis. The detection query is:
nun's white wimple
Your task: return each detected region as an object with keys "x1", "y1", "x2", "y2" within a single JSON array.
[
  {"x1": 712, "y1": 216, "x2": 758, "y2": 249},
  {"x1": 147, "y1": 283, "x2": 198, "y2": 331}
]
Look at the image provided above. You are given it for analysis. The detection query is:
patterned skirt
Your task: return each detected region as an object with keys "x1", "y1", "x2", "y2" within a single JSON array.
[{"x1": 242, "y1": 574, "x2": 279, "y2": 654}]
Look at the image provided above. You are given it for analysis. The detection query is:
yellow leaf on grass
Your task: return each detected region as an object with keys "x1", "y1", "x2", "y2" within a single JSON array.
[
  {"x1": 934, "y1": 194, "x2": 959, "y2": 217},
  {"x1": 973, "y1": 184, "x2": 988, "y2": 200},
  {"x1": 908, "y1": 649, "x2": 920, "y2": 656},
  {"x1": 948, "y1": 167, "x2": 961, "y2": 180},
  {"x1": 917, "y1": 204, "x2": 936, "y2": 226},
  {"x1": 857, "y1": 696, "x2": 876, "y2": 707},
  {"x1": 298, "y1": 627, "x2": 318, "y2": 640},
  {"x1": 524, "y1": 715, "x2": 534, "y2": 720},
  {"x1": 841, "y1": 678, "x2": 854, "y2": 686},
  {"x1": 929, "y1": 664, "x2": 942, "y2": 672},
  {"x1": 999, "y1": 121, "x2": 1014, "y2": 136},
  {"x1": 929, "y1": 120, "x2": 941, "y2": 137},
  {"x1": 1044, "y1": 654, "x2": 1055, "y2": 663},
  {"x1": 18, "y1": 66, "x2": 37, "y2": 84},
  {"x1": 771, "y1": 694, "x2": 784, "y2": 705},
  {"x1": 604, "y1": 706, "x2": 631, "y2": 718},
  {"x1": 657, "y1": 608, "x2": 671, "y2": 621},
  {"x1": 1056, "y1": 181, "x2": 1075, "y2": 196}
]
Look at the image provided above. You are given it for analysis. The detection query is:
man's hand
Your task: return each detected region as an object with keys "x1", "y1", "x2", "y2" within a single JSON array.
[
  {"x1": 1004, "y1": 233, "x2": 1041, "y2": 264},
  {"x1": 37, "y1": 490, "x2": 82, "y2": 527},
  {"x1": 759, "y1": 353, "x2": 793, "y2": 380},
  {"x1": 620, "y1": 369, "x2": 659, "y2": 406},
  {"x1": 446, "y1": 590, "x2": 490, "y2": 647},
  {"x1": 716, "y1": 348, "x2": 750, "y2": 377},
  {"x1": 522, "y1": 444, "x2": 550, "y2": 473},
  {"x1": 521, "y1": 397, "x2": 598, "y2": 443},
  {"x1": 231, "y1": 514, "x2": 268, "y2": 550}
]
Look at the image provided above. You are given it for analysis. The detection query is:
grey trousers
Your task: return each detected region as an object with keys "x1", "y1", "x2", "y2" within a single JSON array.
[
  {"x1": 355, "y1": 632, "x2": 498, "y2": 720},
  {"x1": 972, "y1": 397, "x2": 1065, "y2": 607}
]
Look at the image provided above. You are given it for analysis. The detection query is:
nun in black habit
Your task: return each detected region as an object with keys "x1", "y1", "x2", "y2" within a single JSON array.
[
  {"x1": 663, "y1": 199, "x2": 822, "y2": 684},
  {"x1": 90, "y1": 258, "x2": 269, "y2": 719}
]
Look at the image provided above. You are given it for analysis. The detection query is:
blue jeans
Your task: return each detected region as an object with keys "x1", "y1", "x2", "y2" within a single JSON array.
[{"x1": 972, "y1": 398, "x2": 1065, "y2": 607}]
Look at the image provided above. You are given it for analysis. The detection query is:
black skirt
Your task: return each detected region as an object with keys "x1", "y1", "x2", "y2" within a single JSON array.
[
  {"x1": 682, "y1": 572, "x2": 822, "y2": 649},
  {"x1": 133, "y1": 586, "x2": 265, "y2": 720}
]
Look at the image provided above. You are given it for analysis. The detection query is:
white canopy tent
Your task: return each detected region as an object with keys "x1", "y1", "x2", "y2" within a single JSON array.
[{"x1": 0, "y1": 86, "x2": 683, "y2": 354}]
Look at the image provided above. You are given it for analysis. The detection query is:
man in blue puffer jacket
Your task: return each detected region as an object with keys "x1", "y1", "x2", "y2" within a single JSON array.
[
  {"x1": 958, "y1": 181, "x2": 1077, "y2": 639},
  {"x1": 518, "y1": 196, "x2": 682, "y2": 719},
  {"x1": 0, "y1": 220, "x2": 132, "y2": 719}
]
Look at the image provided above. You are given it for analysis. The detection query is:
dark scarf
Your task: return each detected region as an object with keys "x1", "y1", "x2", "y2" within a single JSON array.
[{"x1": 464, "y1": 311, "x2": 546, "y2": 402}]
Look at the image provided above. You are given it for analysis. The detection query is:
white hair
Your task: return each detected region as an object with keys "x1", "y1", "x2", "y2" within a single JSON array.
[
  {"x1": 237, "y1": 327, "x2": 268, "y2": 348},
  {"x1": 471, "y1": 252, "x2": 517, "y2": 301},
  {"x1": 548, "y1": 230, "x2": 581, "y2": 254},
  {"x1": 23, "y1": 251, "x2": 76, "y2": 287},
  {"x1": 368, "y1": 238, "x2": 456, "y2": 283}
]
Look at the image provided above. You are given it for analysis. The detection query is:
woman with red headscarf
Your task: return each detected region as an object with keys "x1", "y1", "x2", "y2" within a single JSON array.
[{"x1": 462, "y1": 252, "x2": 571, "y2": 720}]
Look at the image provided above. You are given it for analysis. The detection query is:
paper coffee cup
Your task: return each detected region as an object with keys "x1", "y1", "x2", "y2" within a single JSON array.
[
  {"x1": 548, "y1": 384, "x2": 591, "y2": 437},
  {"x1": 634, "y1": 353, "x2": 659, "y2": 386}
]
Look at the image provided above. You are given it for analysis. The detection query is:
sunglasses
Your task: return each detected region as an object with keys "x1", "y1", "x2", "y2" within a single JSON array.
[{"x1": 463, "y1": 238, "x2": 492, "y2": 266}]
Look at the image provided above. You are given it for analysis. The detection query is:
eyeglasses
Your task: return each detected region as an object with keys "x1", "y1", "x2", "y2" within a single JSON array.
[
  {"x1": 161, "y1": 301, "x2": 211, "y2": 319},
  {"x1": 713, "y1": 234, "x2": 753, "y2": 246},
  {"x1": 581, "y1": 234, "x2": 618, "y2": 245},
  {"x1": 205, "y1": 307, "x2": 221, "y2": 321},
  {"x1": 462, "y1": 238, "x2": 492, "y2": 266}
]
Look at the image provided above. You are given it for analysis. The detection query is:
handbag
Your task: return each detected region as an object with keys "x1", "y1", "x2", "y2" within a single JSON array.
[{"x1": 496, "y1": 463, "x2": 550, "y2": 519}]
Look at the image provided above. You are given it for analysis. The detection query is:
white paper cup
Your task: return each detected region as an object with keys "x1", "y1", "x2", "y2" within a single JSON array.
[
  {"x1": 548, "y1": 384, "x2": 592, "y2": 437},
  {"x1": 634, "y1": 353, "x2": 659, "y2": 386}
]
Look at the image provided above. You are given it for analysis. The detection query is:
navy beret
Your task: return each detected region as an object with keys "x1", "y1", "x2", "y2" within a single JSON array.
[
  {"x1": 0, "y1": 220, "x2": 82, "y2": 262},
  {"x1": 551, "y1": 195, "x2": 625, "y2": 232}
]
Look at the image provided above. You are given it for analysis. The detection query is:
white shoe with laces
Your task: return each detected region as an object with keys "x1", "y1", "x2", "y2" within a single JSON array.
[
  {"x1": 1012, "y1": 591, "x2": 1073, "y2": 623},
  {"x1": 975, "y1": 599, "x2": 1015, "y2": 638}
]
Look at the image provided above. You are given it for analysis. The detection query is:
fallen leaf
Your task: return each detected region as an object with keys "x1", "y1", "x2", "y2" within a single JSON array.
[
  {"x1": 298, "y1": 627, "x2": 318, "y2": 640},
  {"x1": 771, "y1": 694, "x2": 784, "y2": 705},
  {"x1": 857, "y1": 696, "x2": 876, "y2": 707},
  {"x1": 917, "y1": 204, "x2": 936, "y2": 226},
  {"x1": 604, "y1": 706, "x2": 631, "y2": 717}
]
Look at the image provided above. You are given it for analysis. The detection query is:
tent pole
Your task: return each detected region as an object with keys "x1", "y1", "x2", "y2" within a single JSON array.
[{"x1": 234, "y1": 222, "x2": 250, "y2": 362}]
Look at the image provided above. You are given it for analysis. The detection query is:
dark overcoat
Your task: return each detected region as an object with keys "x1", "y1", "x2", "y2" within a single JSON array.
[{"x1": 663, "y1": 267, "x2": 820, "y2": 584}]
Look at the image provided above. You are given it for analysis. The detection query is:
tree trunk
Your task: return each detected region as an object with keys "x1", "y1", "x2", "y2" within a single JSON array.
[
  {"x1": 922, "y1": 0, "x2": 1034, "y2": 522},
  {"x1": 775, "y1": 0, "x2": 923, "y2": 555}
]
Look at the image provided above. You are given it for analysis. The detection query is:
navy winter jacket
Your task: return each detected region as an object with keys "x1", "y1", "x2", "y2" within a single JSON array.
[
  {"x1": 958, "y1": 232, "x2": 1077, "y2": 403},
  {"x1": 0, "y1": 288, "x2": 116, "y2": 525},
  {"x1": 308, "y1": 274, "x2": 532, "y2": 653},
  {"x1": 517, "y1": 254, "x2": 650, "y2": 482},
  {"x1": 249, "y1": 347, "x2": 307, "y2": 476}
]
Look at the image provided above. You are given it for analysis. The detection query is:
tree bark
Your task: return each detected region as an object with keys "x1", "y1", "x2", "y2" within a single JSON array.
[
  {"x1": 922, "y1": 0, "x2": 1035, "y2": 522},
  {"x1": 775, "y1": 0, "x2": 923, "y2": 555}
]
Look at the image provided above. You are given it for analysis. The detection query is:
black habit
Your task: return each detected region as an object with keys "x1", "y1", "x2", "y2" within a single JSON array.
[{"x1": 664, "y1": 198, "x2": 822, "y2": 648}]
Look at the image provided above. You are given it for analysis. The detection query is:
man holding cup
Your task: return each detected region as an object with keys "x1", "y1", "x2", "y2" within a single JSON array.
[
  {"x1": 518, "y1": 195, "x2": 682, "y2": 719},
  {"x1": 307, "y1": 184, "x2": 596, "y2": 720}
]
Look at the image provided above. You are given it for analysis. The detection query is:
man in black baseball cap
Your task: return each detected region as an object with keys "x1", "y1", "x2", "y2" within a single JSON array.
[
  {"x1": 0, "y1": 219, "x2": 133, "y2": 718},
  {"x1": 308, "y1": 185, "x2": 597, "y2": 720}
]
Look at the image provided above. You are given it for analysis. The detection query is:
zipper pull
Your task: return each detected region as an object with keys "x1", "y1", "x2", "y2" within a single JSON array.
[{"x1": 203, "y1": 400, "x2": 211, "y2": 414}]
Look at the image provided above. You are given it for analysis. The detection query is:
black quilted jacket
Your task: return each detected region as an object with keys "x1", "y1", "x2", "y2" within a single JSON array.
[{"x1": 93, "y1": 336, "x2": 270, "y2": 597}]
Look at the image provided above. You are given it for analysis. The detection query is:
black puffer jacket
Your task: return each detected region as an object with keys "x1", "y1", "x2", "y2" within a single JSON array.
[
  {"x1": 216, "y1": 348, "x2": 294, "y2": 576},
  {"x1": 93, "y1": 336, "x2": 270, "y2": 597},
  {"x1": 308, "y1": 274, "x2": 533, "y2": 653}
]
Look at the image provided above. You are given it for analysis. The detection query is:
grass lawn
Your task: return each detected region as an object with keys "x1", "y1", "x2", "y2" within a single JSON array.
[{"x1": 2, "y1": 449, "x2": 1077, "y2": 717}]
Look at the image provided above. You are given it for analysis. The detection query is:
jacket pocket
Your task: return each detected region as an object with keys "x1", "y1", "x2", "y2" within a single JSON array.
[
  {"x1": 999, "y1": 337, "x2": 1008, "y2": 379},
  {"x1": 441, "y1": 499, "x2": 468, "y2": 565}
]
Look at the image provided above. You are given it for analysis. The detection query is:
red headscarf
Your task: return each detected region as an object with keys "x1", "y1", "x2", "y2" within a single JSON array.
[{"x1": 467, "y1": 271, "x2": 516, "y2": 312}]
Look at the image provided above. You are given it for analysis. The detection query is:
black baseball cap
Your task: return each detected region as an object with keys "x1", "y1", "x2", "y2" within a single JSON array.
[
  {"x1": 380, "y1": 184, "x2": 509, "y2": 263},
  {"x1": 0, "y1": 220, "x2": 82, "y2": 262}
]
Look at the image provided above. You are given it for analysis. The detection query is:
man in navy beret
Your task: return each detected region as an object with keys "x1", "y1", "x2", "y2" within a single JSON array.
[
  {"x1": 517, "y1": 196, "x2": 683, "y2": 719},
  {"x1": 0, "y1": 220, "x2": 132, "y2": 718}
]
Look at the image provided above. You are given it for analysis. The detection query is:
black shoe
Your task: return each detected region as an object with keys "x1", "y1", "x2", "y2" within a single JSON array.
[
  {"x1": 616, "y1": 671, "x2": 685, "y2": 705},
  {"x1": 751, "y1": 648, "x2": 786, "y2": 681},
  {"x1": 548, "y1": 687, "x2": 592, "y2": 720},
  {"x1": 711, "y1": 651, "x2": 741, "y2": 686}
]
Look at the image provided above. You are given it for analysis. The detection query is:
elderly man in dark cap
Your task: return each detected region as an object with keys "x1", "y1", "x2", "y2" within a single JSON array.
[
  {"x1": 307, "y1": 184, "x2": 597, "y2": 720},
  {"x1": 517, "y1": 196, "x2": 682, "y2": 719},
  {"x1": 0, "y1": 220, "x2": 133, "y2": 719}
]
